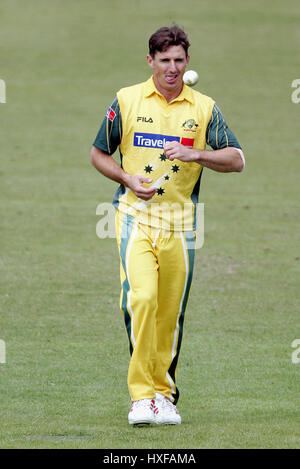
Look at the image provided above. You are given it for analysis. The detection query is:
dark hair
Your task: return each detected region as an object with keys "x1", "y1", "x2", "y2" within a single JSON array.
[{"x1": 148, "y1": 24, "x2": 190, "y2": 58}]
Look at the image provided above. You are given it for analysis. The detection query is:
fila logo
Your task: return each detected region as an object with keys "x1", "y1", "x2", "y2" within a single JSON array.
[{"x1": 137, "y1": 116, "x2": 153, "y2": 123}]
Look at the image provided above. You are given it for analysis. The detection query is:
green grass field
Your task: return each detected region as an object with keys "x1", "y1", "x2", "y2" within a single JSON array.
[{"x1": 1, "y1": 0, "x2": 300, "y2": 449}]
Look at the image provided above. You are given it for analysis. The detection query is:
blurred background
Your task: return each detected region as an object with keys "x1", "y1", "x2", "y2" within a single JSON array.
[{"x1": 0, "y1": 0, "x2": 299, "y2": 449}]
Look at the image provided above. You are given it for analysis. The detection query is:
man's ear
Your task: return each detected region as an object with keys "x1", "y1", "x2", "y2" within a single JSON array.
[
  {"x1": 146, "y1": 54, "x2": 154, "y2": 68},
  {"x1": 186, "y1": 55, "x2": 190, "y2": 66}
]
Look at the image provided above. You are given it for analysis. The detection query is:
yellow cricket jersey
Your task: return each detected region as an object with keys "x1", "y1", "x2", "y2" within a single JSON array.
[{"x1": 93, "y1": 76, "x2": 241, "y2": 231}]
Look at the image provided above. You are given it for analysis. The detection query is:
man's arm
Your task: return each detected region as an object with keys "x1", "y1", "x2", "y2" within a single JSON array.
[
  {"x1": 163, "y1": 144, "x2": 244, "y2": 172},
  {"x1": 164, "y1": 102, "x2": 245, "y2": 172},
  {"x1": 91, "y1": 97, "x2": 156, "y2": 200},
  {"x1": 90, "y1": 146, "x2": 156, "y2": 200}
]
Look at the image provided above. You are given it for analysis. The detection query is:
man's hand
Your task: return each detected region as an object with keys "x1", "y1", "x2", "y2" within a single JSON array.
[
  {"x1": 164, "y1": 141, "x2": 193, "y2": 162},
  {"x1": 164, "y1": 141, "x2": 245, "y2": 172},
  {"x1": 124, "y1": 174, "x2": 157, "y2": 201},
  {"x1": 90, "y1": 146, "x2": 157, "y2": 200}
]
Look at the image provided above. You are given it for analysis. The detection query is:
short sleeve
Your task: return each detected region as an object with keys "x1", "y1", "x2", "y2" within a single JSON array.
[
  {"x1": 93, "y1": 97, "x2": 122, "y2": 155},
  {"x1": 206, "y1": 104, "x2": 241, "y2": 150}
]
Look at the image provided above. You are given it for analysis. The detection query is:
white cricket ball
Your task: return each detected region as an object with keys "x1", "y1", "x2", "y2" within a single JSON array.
[{"x1": 183, "y1": 70, "x2": 199, "y2": 86}]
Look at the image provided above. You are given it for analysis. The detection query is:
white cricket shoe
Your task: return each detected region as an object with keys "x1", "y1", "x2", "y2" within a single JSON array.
[
  {"x1": 154, "y1": 393, "x2": 182, "y2": 425},
  {"x1": 128, "y1": 399, "x2": 156, "y2": 425}
]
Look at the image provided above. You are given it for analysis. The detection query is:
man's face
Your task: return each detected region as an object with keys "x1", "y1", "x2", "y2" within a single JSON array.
[{"x1": 147, "y1": 45, "x2": 190, "y2": 97}]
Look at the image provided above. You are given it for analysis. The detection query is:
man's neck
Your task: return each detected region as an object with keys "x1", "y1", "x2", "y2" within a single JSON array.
[{"x1": 153, "y1": 76, "x2": 183, "y2": 103}]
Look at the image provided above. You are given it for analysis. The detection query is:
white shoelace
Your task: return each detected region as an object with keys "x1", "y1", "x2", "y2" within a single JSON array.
[{"x1": 159, "y1": 396, "x2": 178, "y2": 414}]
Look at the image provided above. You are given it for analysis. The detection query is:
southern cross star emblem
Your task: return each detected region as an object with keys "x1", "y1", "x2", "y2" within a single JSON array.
[
  {"x1": 144, "y1": 165, "x2": 153, "y2": 173},
  {"x1": 159, "y1": 153, "x2": 167, "y2": 161},
  {"x1": 172, "y1": 164, "x2": 180, "y2": 173},
  {"x1": 156, "y1": 187, "x2": 165, "y2": 196}
]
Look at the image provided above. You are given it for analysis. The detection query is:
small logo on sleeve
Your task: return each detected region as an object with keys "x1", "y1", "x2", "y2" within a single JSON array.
[{"x1": 106, "y1": 107, "x2": 116, "y2": 122}]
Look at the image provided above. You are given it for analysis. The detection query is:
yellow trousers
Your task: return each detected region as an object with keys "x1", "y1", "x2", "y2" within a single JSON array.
[{"x1": 115, "y1": 210, "x2": 195, "y2": 404}]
